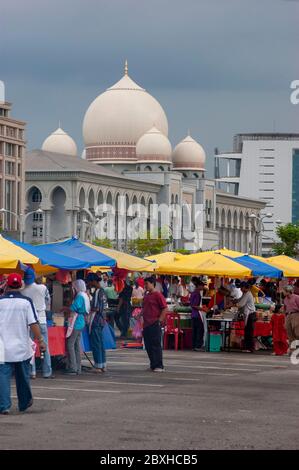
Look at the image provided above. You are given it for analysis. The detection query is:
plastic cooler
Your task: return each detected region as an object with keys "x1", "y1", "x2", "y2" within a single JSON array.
[{"x1": 207, "y1": 333, "x2": 222, "y2": 352}]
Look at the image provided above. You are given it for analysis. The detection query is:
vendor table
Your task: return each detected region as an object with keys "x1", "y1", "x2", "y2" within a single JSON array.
[
  {"x1": 35, "y1": 324, "x2": 116, "y2": 357},
  {"x1": 206, "y1": 319, "x2": 272, "y2": 352},
  {"x1": 233, "y1": 320, "x2": 272, "y2": 338},
  {"x1": 35, "y1": 326, "x2": 66, "y2": 357}
]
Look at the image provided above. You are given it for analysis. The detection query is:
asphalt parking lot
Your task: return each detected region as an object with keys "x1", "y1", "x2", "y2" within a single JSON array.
[{"x1": 1, "y1": 349, "x2": 299, "y2": 450}]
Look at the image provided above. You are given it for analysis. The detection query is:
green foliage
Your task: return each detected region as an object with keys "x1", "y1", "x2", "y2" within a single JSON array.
[
  {"x1": 127, "y1": 229, "x2": 170, "y2": 257},
  {"x1": 92, "y1": 238, "x2": 113, "y2": 249},
  {"x1": 273, "y1": 223, "x2": 299, "y2": 257},
  {"x1": 176, "y1": 248, "x2": 191, "y2": 254}
]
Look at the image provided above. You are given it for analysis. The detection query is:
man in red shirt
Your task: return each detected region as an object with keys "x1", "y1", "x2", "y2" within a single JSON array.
[{"x1": 142, "y1": 276, "x2": 168, "y2": 372}]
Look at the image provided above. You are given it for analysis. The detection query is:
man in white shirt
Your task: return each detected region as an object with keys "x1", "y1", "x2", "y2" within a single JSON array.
[
  {"x1": 22, "y1": 268, "x2": 52, "y2": 379},
  {"x1": 0, "y1": 273, "x2": 46, "y2": 415},
  {"x1": 236, "y1": 281, "x2": 256, "y2": 353}
]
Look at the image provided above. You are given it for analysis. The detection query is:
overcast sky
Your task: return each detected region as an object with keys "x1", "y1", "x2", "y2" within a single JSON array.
[{"x1": 1, "y1": 0, "x2": 299, "y2": 175}]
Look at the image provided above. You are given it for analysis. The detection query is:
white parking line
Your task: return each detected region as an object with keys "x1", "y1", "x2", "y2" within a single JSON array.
[
  {"x1": 152, "y1": 360, "x2": 288, "y2": 369},
  {"x1": 108, "y1": 351, "x2": 290, "y2": 366},
  {"x1": 118, "y1": 373, "x2": 238, "y2": 379},
  {"x1": 12, "y1": 395, "x2": 66, "y2": 402},
  {"x1": 107, "y1": 360, "x2": 260, "y2": 372},
  {"x1": 54, "y1": 378, "x2": 163, "y2": 387},
  {"x1": 31, "y1": 386, "x2": 121, "y2": 394}
]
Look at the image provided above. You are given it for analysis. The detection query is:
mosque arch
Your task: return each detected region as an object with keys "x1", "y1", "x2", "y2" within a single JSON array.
[
  {"x1": 215, "y1": 208, "x2": 220, "y2": 228},
  {"x1": 88, "y1": 188, "x2": 95, "y2": 213},
  {"x1": 144, "y1": 166, "x2": 152, "y2": 171},
  {"x1": 50, "y1": 186, "x2": 68, "y2": 241},
  {"x1": 245, "y1": 211, "x2": 250, "y2": 230},
  {"x1": 227, "y1": 209, "x2": 232, "y2": 228},
  {"x1": 97, "y1": 189, "x2": 104, "y2": 208},
  {"x1": 105, "y1": 191, "x2": 113, "y2": 211},
  {"x1": 221, "y1": 208, "x2": 226, "y2": 227},
  {"x1": 25, "y1": 186, "x2": 44, "y2": 243},
  {"x1": 78, "y1": 187, "x2": 85, "y2": 209},
  {"x1": 27, "y1": 186, "x2": 43, "y2": 206},
  {"x1": 233, "y1": 210, "x2": 238, "y2": 228},
  {"x1": 239, "y1": 211, "x2": 244, "y2": 230}
]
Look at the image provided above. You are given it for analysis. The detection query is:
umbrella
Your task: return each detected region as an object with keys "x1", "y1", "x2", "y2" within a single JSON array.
[
  {"x1": 230, "y1": 255, "x2": 283, "y2": 278},
  {"x1": 11, "y1": 237, "x2": 116, "y2": 270},
  {"x1": 0, "y1": 235, "x2": 39, "y2": 270},
  {"x1": 84, "y1": 243, "x2": 155, "y2": 272},
  {"x1": 156, "y1": 251, "x2": 252, "y2": 277}
]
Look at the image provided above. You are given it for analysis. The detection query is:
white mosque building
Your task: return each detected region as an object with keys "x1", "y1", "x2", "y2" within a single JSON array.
[{"x1": 25, "y1": 63, "x2": 264, "y2": 253}]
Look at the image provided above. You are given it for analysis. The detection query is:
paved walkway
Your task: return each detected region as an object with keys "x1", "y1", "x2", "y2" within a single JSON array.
[{"x1": 1, "y1": 349, "x2": 299, "y2": 449}]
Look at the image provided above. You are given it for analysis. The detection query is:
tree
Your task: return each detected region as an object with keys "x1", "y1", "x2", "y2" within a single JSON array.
[
  {"x1": 127, "y1": 229, "x2": 170, "y2": 257},
  {"x1": 92, "y1": 237, "x2": 113, "y2": 249},
  {"x1": 273, "y1": 223, "x2": 299, "y2": 257}
]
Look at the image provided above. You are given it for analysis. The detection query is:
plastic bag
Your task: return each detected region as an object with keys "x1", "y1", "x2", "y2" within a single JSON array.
[
  {"x1": 132, "y1": 319, "x2": 143, "y2": 339},
  {"x1": 103, "y1": 322, "x2": 116, "y2": 349}
]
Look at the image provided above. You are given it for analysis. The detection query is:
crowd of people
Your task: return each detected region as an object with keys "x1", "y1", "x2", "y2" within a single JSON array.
[{"x1": 1, "y1": 267, "x2": 299, "y2": 415}]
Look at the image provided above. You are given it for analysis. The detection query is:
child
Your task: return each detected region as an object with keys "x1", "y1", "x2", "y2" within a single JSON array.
[{"x1": 271, "y1": 304, "x2": 288, "y2": 356}]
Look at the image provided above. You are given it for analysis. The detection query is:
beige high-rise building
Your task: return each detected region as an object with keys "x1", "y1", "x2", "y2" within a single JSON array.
[{"x1": 0, "y1": 81, "x2": 25, "y2": 237}]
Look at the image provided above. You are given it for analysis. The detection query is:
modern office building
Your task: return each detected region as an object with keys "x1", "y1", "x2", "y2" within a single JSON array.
[
  {"x1": 0, "y1": 81, "x2": 26, "y2": 237},
  {"x1": 215, "y1": 133, "x2": 299, "y2": 254}
]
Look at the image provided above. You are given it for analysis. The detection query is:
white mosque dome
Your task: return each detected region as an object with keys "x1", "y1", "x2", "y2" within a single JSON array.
[
  {"x1": 82, "y1": 62, "x2": 168, "y2": 163},
  {"x1": 136, "y1": 126, "x2": 172, "y2": 163},
  {"x1": 172, "y1": 134, "x2": 206, "y2": 171},
  {"x1": 42, "y1": 127, "x2": 78, "y2": 156}
]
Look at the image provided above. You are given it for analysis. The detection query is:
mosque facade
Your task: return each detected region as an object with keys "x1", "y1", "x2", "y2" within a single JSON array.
[{"x1": 25, "y1": 64, "x2": 265, "y2": 254}]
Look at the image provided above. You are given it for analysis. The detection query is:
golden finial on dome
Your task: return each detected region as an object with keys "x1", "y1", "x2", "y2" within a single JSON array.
[{"x1": 124, "y1": 59, "x2": 128, "y2": 76}]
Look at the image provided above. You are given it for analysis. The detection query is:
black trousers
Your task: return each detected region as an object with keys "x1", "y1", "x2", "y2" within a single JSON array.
[
  {"x1": 143, "y1": 321, "x2": 163, "y2": 370},
  {"x1": 192, "y1": 316, "x2": 204, "y2": 349},
  {"x1": 244, "y1": 313, "x2": 256, "y2": 351},
  {"x1": 115, "y1": 304, "x2": 131, "y2": 337}
]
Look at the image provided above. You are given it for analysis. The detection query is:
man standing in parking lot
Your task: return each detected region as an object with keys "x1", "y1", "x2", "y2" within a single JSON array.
[
  {"x1": 0, "y1": 273, "x2": 46, "y2": 415},
  {"x1": 143, "y1": 276, "x2": 168, "y2": 372}
]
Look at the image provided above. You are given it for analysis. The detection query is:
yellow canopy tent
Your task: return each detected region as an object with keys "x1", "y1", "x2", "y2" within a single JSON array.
[
  {"x1": 145, "y1": 252, "x2": 185, "y2": 273},
  {"x1": 84, "y1": 243, "x2": 155, "y2": 272},
  {"x1": 156, "y1": 251, "x2": 252, "y2": 277},
  {"x1": 215, "y1": 248, "x2": 244, "y2": 258},
  {"x1": 0, "y1": 235, "x2": 39, "y2": 271},
  {"x1": 257, "y1": 255, "x2": 299, "y2": 278}
]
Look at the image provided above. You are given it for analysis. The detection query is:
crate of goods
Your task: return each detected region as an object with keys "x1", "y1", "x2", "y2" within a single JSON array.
[
  {"x1": 174, "y1": 306, "x2": 192, "y2": 313},
  {"x1": 207, "y1": 333, "x2": 222, "y2": 352},
  {"x1": 255, "y1": 303, "x2": 271, "y2": 311}
]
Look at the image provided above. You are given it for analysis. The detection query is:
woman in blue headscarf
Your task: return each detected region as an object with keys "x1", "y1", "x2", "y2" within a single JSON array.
[{"x1": 65, "y1": 280, "x2": 90, "y2": 375}]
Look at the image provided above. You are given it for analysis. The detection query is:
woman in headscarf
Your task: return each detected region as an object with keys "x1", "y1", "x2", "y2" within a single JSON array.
[
  {"x1": 65, "y1": 280, "x2": 90, "y2": 375},
  {"x1": 87, "y1": 274, "x2": 107, "y2": 373}
]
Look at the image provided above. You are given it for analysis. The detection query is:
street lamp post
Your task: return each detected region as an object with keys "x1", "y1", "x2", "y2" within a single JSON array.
[
  {"x1": 82, "y1": 215, "x2": 100, "y2": 242},
  {"x1": 76, "y1": 207, "x2": 101, "y2": 242},
  {"x1": 0, "y1": 207, "x2": 43, "y2": 242},
  {"x1": 248, "y1": 212, "x2": 274, "y2": 255}
]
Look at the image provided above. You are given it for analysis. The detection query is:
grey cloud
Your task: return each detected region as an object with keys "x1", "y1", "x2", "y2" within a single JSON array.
[{"x1": 1, "y1": 0, "x2": 298, "y2": 176}]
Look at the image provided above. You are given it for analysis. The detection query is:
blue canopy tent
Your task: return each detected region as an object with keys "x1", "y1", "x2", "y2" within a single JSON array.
[
  {"x1": 229, "y1": 255, "x2": 283, "y2": 278},
  {"x1": 11, "y1": 237, "x2": 116, "y2": 270}
]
